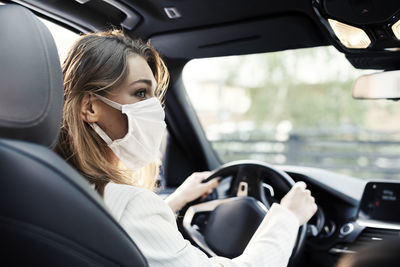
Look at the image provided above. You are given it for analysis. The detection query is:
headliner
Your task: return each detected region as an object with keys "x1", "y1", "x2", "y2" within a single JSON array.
[{"x1": 8, "y1": 0, "x2": 400, "y2": 69}]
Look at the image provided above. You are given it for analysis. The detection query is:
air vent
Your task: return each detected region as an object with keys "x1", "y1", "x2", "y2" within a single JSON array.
[
  {"x1": 330, "y1": 227, "x2": 400, "y2": 254},
  {"x1": 351, "y1": 227, "x2": 400, "y2": 249}
]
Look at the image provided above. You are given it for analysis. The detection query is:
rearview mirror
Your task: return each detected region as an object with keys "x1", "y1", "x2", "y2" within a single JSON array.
[{"x1": 352, "y1": 70, "x2": 400, "y2": 100}]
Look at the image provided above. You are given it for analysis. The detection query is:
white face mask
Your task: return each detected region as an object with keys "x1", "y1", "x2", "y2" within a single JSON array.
[{"x1": 90, "y1": 93, "x2": 166, "y2": 171}]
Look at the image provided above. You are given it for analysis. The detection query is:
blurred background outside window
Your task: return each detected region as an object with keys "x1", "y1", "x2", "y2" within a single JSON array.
[{"x1": 183, "y1": 47, "x2": 400, "y2": 180}]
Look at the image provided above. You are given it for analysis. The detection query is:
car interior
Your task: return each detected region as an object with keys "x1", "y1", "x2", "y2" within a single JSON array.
[{"x1": 1, "y1": 0, "x2": 400, "y2": 266}]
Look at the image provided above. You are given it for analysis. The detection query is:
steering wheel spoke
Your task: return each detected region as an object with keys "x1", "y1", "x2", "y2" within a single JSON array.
[
  {"x1": 183, "y1": 198, "x2": 236, "y2": 256},
  {"x1": 183, "y1": 197, "x2": 268, "y2": 257}
]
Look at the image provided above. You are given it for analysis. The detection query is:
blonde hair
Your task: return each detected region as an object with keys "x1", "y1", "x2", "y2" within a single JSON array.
[{"x1": 55, "y1": 30, "x2": 169, "y2": 196}]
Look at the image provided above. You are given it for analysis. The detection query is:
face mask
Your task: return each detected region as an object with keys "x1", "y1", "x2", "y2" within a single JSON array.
[{"x1": 90, "y1": 93, "x2": 166, "y2": 171}]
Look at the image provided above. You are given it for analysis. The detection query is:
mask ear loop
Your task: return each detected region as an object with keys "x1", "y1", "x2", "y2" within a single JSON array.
[
  {"x1": 93, "y1": 93, "x2": 123, "y2": 111},
  {"x1": 89, "y1": 123, "x2": 113, "y2": 145},
  {"x1": 90, "y1": 93, "x2": 122, "y2": 145}
]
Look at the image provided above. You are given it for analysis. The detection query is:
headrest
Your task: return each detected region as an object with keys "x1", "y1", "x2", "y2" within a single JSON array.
[{"x1": 0, "y1": 5, "x2": 63, "y2": 148}]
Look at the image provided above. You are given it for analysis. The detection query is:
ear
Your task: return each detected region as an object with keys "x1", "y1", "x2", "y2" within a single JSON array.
[{"x1": 81, "y1": 93, "x2": 100, "y2": 123}]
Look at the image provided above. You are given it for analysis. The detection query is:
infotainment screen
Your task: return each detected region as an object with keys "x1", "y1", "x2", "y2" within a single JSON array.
[{"x1": 358, "y1": 182, "x2": 400, "y2": 223}]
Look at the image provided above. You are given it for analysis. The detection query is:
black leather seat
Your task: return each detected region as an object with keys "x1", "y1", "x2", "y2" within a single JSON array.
[{"x1": 0, "y1": 5, "x2": 148, "y2": 267}]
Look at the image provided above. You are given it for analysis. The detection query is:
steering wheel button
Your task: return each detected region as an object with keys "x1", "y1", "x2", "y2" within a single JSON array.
[{"x1": 237, "y1": 182, "x2": 248, "y2": 197}]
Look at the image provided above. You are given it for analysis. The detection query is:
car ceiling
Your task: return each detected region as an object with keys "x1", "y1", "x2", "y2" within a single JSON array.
[{"x1": 9, "y1": 0, "x2": 400, "y2": 69}]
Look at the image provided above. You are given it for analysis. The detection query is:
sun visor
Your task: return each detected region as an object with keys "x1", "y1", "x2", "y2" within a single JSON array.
[{"x1": 150, "y1": 15, "x2": 327, "y2": 59}]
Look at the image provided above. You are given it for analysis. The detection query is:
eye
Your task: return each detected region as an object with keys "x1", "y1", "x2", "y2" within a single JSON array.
[{"x1": 134, "y1": 89, "x2": 147, "y2": 98}]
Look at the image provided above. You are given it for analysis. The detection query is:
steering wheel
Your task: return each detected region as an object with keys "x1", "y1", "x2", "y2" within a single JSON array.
[{"x1": 179, "y1": 160, "x2": 307, "y2": 264}]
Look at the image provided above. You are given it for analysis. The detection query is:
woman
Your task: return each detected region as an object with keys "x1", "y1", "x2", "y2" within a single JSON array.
[{"x1": 55, "y1": 30, "x2": 317, "y2": 267}]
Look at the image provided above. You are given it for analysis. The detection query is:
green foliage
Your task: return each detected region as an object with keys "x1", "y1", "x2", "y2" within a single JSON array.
[{"x1": 223, "y1": 47, "x2": 367, "y2": 129}]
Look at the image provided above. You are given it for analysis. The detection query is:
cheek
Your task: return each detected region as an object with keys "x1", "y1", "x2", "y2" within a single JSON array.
[{"x1": 98, "y1": 105, "x2": 128, "y2": 140}]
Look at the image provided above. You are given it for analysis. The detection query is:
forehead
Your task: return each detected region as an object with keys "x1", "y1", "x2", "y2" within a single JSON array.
[{"x1": 125, "y1": 54, "x2": 156, "y2": 85}]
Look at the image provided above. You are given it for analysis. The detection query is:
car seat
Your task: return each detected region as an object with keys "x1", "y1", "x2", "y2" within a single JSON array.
[{"x1": 0, "y1": 4, "x2": 148, "y2": 267}]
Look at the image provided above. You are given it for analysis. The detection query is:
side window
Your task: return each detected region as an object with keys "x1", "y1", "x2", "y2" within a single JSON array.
[
  {"x1": 40, "y1": 18, "x2": 80, "y2": 63},
  {"x1": 0, "y1": 3, "x2": 79, "y2": 63}
]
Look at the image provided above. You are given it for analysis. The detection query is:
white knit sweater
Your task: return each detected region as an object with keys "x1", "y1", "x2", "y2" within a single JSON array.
[{"x1": 104, "y1": 182, "x2": 299, "y2": 267}]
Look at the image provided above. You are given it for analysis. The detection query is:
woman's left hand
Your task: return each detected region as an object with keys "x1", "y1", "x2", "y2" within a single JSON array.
[{"x1": 165, "y1": 171, "x2": 220, "y2": 213}]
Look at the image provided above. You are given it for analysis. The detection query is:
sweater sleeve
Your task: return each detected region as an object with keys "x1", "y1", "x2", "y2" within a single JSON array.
[{"x1": 114, "y1": 187, "x2": 299, "y2": 267}]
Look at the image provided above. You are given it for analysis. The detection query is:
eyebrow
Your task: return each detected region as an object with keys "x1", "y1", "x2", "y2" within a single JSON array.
[{"x1": 129, "y1": 79, "x2": 154, "y2": 87}]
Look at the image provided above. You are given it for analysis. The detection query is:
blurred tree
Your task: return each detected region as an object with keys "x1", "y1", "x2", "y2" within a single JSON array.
[{"x1": 222, "y1": 47, "x2": 367, "y2": 130}]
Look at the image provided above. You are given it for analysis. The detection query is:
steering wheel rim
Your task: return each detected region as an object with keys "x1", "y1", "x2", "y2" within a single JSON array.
[{"x1": 180, "y1": 160, "x2": 307, "y2": 263}]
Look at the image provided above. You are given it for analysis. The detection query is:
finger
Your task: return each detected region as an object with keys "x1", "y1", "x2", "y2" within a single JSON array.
[
  {"x1": 195, "y1": 171, "x2": 212, "y2": 181},
  {"x1": 313, "y1": 203, "x2": 318, "y2": 211},
  {"x1": 312, "y1": 203, "x2": 318, "y2": 214},
  {"x1": 204, "y1": 178, "x2": 219, "y2": 189},
  {"x1": 203, "y1": 172, "x2": 215, "y2": 181},
  {"x1": 200, "y1": 180, "x2": 218, "y2": 194},
  {"x1": 193, "y1": 172, "x2": 204, "y2": 181},
  {"x1": 305, "y1": 189, "x2": 311, "y2": 196},
  {"x1": 202, "y1": 176, "x2": 221, "y2": 184},
  {"x1": 200, "y1": 188, "x2": 214, "y2": 199},
  {"x1": 294, "y1": 181, "x2": 307, "y2": 190},
  {"x1": 209, "y1": 177, "x2": 220, "y2": 183}
]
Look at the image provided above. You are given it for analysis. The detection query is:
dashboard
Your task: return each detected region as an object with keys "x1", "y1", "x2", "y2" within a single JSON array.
[{"x1": 282, "y1": 166, "x2": 400, "y2": 267}]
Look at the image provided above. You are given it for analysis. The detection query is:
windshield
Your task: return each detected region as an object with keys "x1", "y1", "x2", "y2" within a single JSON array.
[{"x1": 183, "y1": 46, "x2": 400, "y2": 181}]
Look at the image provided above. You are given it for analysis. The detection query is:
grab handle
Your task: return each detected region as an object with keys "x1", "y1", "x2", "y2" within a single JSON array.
[{"x1": 75, "y1": 0, "x2": 140, "y2": 30}]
